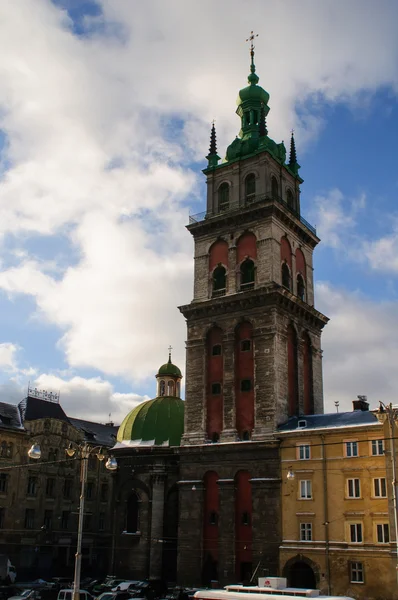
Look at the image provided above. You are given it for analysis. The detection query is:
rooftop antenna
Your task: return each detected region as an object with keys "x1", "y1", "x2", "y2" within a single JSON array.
[{"x1": 335, "y1": 401, "x2": 339, "y2": 413}]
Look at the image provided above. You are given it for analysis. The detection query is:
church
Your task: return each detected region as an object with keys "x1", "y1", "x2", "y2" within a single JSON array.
[{"x1": 112, "y1": 41, "x2": 328, "y2": 587}]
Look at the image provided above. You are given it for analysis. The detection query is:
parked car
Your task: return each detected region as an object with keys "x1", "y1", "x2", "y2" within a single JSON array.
[
  {"x1": 57, "y1": 590, "x2": 92, "y2": 600},
  {"x1": 8, "y1": 591, "x2": 42, "y2": 600},
  {"x1": 96, "y1": 593, "x2": 134, "y2": 600}
]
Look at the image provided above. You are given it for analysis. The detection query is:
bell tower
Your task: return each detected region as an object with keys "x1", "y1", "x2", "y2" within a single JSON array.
[{"x1": 179, "y1": 44, "x2": 328, "y2": 445}]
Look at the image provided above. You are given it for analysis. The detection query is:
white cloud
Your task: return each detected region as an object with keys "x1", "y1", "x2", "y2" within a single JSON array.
[
  {"x1": 0, "y1": 1, "x2": 397, "y2": 396},
  {"x1": 317, "y1": 282, "x2": 398, "y2": 413},
  {"x1": 0, "y1": 343, "x2": 19, "y2": 371}
]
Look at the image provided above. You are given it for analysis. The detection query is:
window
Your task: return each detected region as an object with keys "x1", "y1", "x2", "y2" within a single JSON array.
[
  {"x1": 350, "y1": 562, "x2": 364, "y2": 583},
  {"x1": 99, "y1": 512, "x2": 105, "y2": 531},
  {"x1": 211, "y1": 383, "x2": 221, "y2": 395},
  {"x1": 85, "y1": 514, "x2": 92, "y2": 530},
  {"x1": 46, "y1": 477, "x2": 55, "y2": 497},
  {"x1": 212, "y1": 265, "x2": 226, "y2": 295},
  {"x1": 126, "y1": 492, "x2": 139, "y2": 533},
  {"x1": 299, "y1": 480, "x2": 312, "y2": 499},
  {"x1": 159, "y1": 380, "x2": 165, "y2": 396},
  {"x1": 27, "y1": 476, "x2": 38, "y2": 496},
  {"x1": 25, "y1": 508, "x2": 35, "y2": 529},
  {"x1": 300, "y1": 523, "x2": 312, "y2": 541},
  {"x1": 245, "y1": 174, "x2": 256, "y2": 200},
  {"x1": 377, "y1": 523, "x2": 390, "y2": 543},
  {"x1": 0, "y1": 442, "x2": 6, "y2": 457},
  {"x1": 281, "y1": 263, "x2": 291, "y2": 290},
  {"x1": 88, "y1": 456, "x2": 97, "y2": 471},
  {"x1": 168, "y1": 380, "x2": 175, "y2": 396},
  {"x1": 209, "y1": 511, "x2": 218, "y2": 526},
  {"x1": 61, "y1": 510, "x2": 70, "y2": 530},
  {"x1": 297, "y1": 274, "x2": 305, "y2": 301},
  {"x1": 240, "y1": 379, "x2": 252, "y2": 392},
  {"x1": 212, "y1": 344, "x2": 222, "y2": 356},
  {"x1": 371, "y1": 439, "x2": 384, "y2": 456},
  {"x1": 242, "y1": 430, "x2": 251, "y2": 441},
  {"x1": 286, "y1": 189, "x2": 295, "y2": 210},
  {"x1": 44, "y1": 510, "x2": 53, "y2": 530},
  {"x1": 218, "y1": 183, "x2": 230, "y2": 212},
  {"x1": 271, "y1": 176, "x2": 278, "y2": 199},
  {"x1": 48, "y1": 448, "x2": 58, "y2": 462},
  {"x1": 298, "y1": 444, "x2": 310, "y2": 460},
  {"x1": 240, "y1": 259, "x2": 255, "y2": 290},
  {"x1": 345, "y1": 441, "x2": 358, "y2": 457},
  {"x1": 0, "y1": 508, "x2": 4, "y2": 529},
  {"x1": 100, "y1": 483, "x2": 108, "y2": 502},
  {"x1": 350, "y1": 523, "x2": 363, "y2": 543},
  {"x1": 0, "y1": 474, "x2": 8, "y2": 493},
  {"x1": 86, "y1": 481, "x2": 94, "y2": 500},
  {"x1": 242, "y1": 511, "x2": 251, "y2": 526},
  {"x1": 373, "y1": 477, "x2": 387, "y2": 498},
  {"x1": 5, "y1": 443, "x2": 12, "y2": 458},
  {"x1": 211, "y1": 432, "x2": 220, "y2": 443},
  {"x1": 63, "y1": 479, "x2": 72, "y2": 499},
  {"x1": 347, "y1": 478, "x2": 361, "y2": 498},
  {"x1": 241, "y1": 340, "x2": 251, "y2": 352}
]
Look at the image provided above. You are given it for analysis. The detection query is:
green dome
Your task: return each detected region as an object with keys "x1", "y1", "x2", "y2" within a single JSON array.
[
  {"x1": 237, "y1": 81, "x2": 269, "y2": 106},
  {"x1": 117, "y1": 396, "x2": 184, "y2": 447},
  {"x1": 157, "y1": 361, "x2": 182, "y2": 378}
]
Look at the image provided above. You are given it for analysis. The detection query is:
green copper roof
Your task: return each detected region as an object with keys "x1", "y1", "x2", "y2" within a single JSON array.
[
  {"x1": 117, "y1": 396, "x2": 184, "y2": 447},
  {"x1": 157, "y1": 357, "x2": 182, "y2": 378}
]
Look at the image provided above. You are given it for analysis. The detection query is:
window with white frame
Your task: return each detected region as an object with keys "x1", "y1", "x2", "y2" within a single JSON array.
[
  {"x1": 350, "y1": 561, "x2": 364, "y2": 583},
  {"x1": 345, "y1": 441, "x2": 358, "y2": 457},
  {"x1": 371, "y1": 439, "x2": 384, "y2": 456},
  {"x1": 300, "y1": 522, "x2": 312, "y2": 541},
  {"x1": 373, "y1": 477, "x2": 387, "y2": 498},
  {"x1": 347, "y1": 478, "x2": 361, "y2": 498},
  {"x1": 349, "y1": 523, "x2": 363, "y2": 543},
  {"x1": 376, "y1": 523, "x2": 390, "y2": 543},
  {"x1": 298, "y1": 444, "x2": 311, "y2": 460},
  {"x1": 299, "y1": 480, "x2": 312, "y2": 499}
]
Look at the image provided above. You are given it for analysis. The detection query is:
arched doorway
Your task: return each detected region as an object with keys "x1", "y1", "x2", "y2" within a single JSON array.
[{"x1": 288, "y1": 561, "x2": 316, "y2": 589}]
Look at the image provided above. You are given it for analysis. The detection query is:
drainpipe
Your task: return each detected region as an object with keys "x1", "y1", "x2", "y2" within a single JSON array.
[
  {"x1": 321, "y1": 435, "x2": 331, "y2": 595},
  {"x1": 386, "y1": 405, "x2": 398, "y2": 584}
]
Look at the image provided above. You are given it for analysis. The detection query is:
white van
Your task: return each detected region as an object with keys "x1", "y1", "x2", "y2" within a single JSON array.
[{"x1": 57, "y1": 590, "x2": 92, "y2": 600}]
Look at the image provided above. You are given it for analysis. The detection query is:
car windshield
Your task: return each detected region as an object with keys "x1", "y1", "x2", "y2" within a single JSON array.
[{"x1": 21, "y1": 592, "x2": 33, "y2": 598}]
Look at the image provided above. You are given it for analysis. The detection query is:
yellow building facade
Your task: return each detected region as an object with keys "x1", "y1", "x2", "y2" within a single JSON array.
[{"x1": 278, "y1": 399, "x2": 397, "y2": 600}]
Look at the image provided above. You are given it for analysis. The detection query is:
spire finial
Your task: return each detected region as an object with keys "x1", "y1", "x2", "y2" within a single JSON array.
[
  {"x1": 209, "y1": 121, "x2": 217, "y2": 156},
  {"x1": 246, "y1": 30, "x2": 258, "y2": 72},
  {"x1": 289, "y1": 129, "x2": 298, "y2": 166},
  {"x1": 168, "y1": 345, "x2": 173, "y2": 363}
]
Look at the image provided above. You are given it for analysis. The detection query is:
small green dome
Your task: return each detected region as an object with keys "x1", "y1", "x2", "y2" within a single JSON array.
[
  {"x1": 237, "y1": 83, "x2": 269, "y2": 106},
  {"x1": 157, "y1": 360, "x2": 182, "y2": 378},
  {"x1": 117, "y1": 396, "x2": 184, "y2": 447}
]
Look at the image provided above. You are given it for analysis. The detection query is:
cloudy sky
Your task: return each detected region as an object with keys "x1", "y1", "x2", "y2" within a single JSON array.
[{"x1": 0, "y1": 0, "x2": 397, "y2": 423}]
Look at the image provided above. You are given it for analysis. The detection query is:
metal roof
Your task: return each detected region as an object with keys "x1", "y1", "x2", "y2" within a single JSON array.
[
  {"x1": 0, "y1": 402, "x2": 24, "y2": 430},
  {"x1": 278, "y1": 410, "x2": 381, "y2": 433},
  {"x1": 68, "y1": 417, "x2": 118, "y2": 447}
]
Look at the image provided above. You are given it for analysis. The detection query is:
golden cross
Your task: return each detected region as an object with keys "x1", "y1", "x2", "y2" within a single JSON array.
[{"x1": 246, "y1": 30, "x2": 259, "y2": 52}]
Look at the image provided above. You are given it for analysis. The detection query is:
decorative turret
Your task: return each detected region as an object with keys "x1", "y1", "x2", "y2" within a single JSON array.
[
  {"x1": 206, "y1": 122, "x2": 220, "y2": 168},
  {"x1": 288, "y1": 130, "x2": 300, "y2": 176}
]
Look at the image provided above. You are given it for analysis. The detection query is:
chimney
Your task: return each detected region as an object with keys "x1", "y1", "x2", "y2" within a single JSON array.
[{"x1": 353, "y1": 395, "x2": 369, "y2": 411}]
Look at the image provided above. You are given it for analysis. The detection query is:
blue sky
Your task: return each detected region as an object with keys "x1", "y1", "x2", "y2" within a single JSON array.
[{"x1": 0, "y1": 0, "x2": 398, "y2": 422}]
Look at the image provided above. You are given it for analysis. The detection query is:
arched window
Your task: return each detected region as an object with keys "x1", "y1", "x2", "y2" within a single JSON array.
[
  {"x1": 212, "y1": 265, "x2": 226, "y2": 296},
  {"x1": 245, "y1": 174, "x2": 256, "y2": 202},
  {"x1": 218, "y1": 183, "x2": 230, "y2": 212},
  {"x1": 282, "y1": 263, "x2": 291, "y2": 290},
  {"x1": 297, "y1": 274, "x2": 305, "y2": 301},
  {"x1": 167, "y1": 380, "x2": 175, "y2": 396},
  {"x1": 287, "y1": 189, "x2": 294, "y2": 210},
  {"x1": 6, "y1": 443, "x2": 12, "y2": 458},
  {"x1": 126, "y1": 492, "x2": 140, "y2": 533},
  {"x1": 159, "y1": 380, "x2": 166, "y2": 396},
  {"x1": 0, "y1": 442, "x2": 6, "y2": 458},
  {"x1": 271, "y1": 176, "x2": 279, "y2": 199},
  {"x1": 240, "y1": 259, "x2": 255, "y2": 291}
]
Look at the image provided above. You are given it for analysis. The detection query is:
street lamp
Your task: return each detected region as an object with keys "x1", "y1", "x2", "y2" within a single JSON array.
[{"x1": 29, "y1": 440, "x2": 118, "y2": 600}]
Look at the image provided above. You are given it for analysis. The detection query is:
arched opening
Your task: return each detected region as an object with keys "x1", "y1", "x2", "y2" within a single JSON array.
[
  {"x1": 218, "y1": 183, "x2": 230, "y2": 212},
  {"x1": 212, "y1": 265, "x2": 226, "y2": 297},
  {"x1": 235, "y1": 471, "x2": 252, "y2": 582},
  {"x1": 125, "y1": 492, "x2": 140, "y2": 533},
  {"x1": 297, "y1": 274, "x2": 305, "y2": 301},
  {"x1": 240, "y1": 259, "x2": 255, "y2": 291},
  {"x1": 159, "y1": 380, "x2": 166, "y2": 396},
  {"x1": 288, "y1": 561, "x2": 316, "y2": 589},
  {"x1": 303, "y1": 333, "x2": 314, "y2": 415},
  {"x1": 282, "y1": 263, "x2": 291, "y2": 290},
  {"x1": 287, "y1": 324, "x2": 299, "y2": 416},
  {"x1": 167, "y1": 380, "x2": 175, "y2": 396},
  {"x1": 245, "y1": 174, "x2": 256, "y2": 203},
  {"x1": 286, "y1": 189, "x2": 295, "y2": 211},
  {"x1": 202, "y1": 471, "x2": 219, "y2": 585},
  {"x1": 271, "y1": 176, "x2": 279, "y2": 199}
]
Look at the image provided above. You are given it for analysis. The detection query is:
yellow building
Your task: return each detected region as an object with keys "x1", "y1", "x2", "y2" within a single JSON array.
[{"x1": 278, "y1": 397, "x2": 397, "y2": 600}]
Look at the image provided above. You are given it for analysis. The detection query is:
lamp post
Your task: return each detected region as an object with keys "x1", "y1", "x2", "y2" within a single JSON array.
[{"x1": 28, "y1": 440, "x2": 118, "y2": 600}]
